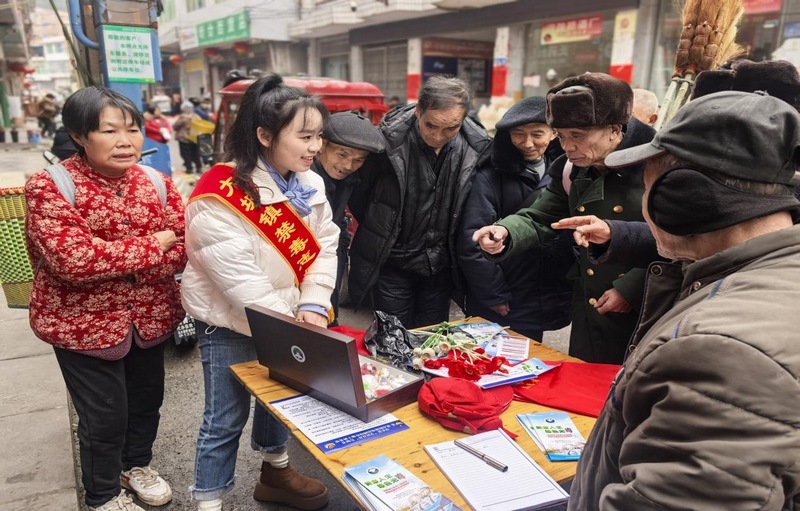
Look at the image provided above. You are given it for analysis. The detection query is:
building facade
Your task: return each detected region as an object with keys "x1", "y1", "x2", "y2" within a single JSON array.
[
  {"x1": 29, "y1": 7, "x2": 77, "y2": 100},
  {"x1": 0, "y1": 0, "x2": 34, "y2": 131},
  {"x1": 285, "y1": 0, "x2": 800, "y2": 106},
  {"x1": 158, "y1": 0, "x2": 307, "y2": 107},
  {"x1": 156, "y1": 0, "x2": 800, "y2": 109}
]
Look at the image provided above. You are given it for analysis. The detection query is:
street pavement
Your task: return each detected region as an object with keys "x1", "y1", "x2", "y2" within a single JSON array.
[{"x1": 0, "y1": 140, "x2": 570, "y2": 510}]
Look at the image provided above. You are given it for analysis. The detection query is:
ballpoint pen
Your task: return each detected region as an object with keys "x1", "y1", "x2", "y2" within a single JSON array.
[{"x1": 453, "y1": 439, "x2": 509, "y2": 472}]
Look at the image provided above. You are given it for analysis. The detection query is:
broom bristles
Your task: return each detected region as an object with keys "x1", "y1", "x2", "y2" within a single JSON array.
[
  {"x1": 672, "y1": 0, "x2": 745, "y2": 77},
  {"x1": 657, "y1": 0, "x2": 745, "y2": 130}
]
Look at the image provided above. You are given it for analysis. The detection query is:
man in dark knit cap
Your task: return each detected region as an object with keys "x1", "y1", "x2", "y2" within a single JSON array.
[
  {"x1": 567, "y1": 90, "x2": 800, "y2": 511},
  {"x1": 349, "y1": 76, "x2": 491, "y2": 329},
  {"x1": 457, "y1": 96, "x2": 574, "y2": 340},
  {"x1": 312, "y1": 111, "x2": 385, "y2": 323},
  {"x1": 473, "y1": 72, "x2": 655, "y2": 364}
]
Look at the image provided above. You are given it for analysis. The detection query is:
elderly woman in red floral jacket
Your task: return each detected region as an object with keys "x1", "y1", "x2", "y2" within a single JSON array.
[{"x1": 24, "y1": 87, "x2": 186, "y2": 511}]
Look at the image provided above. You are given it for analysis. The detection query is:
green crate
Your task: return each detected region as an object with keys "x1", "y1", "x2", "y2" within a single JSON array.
[{"x1": 0, "y1": 188, "x2": 34, "y2": 308}]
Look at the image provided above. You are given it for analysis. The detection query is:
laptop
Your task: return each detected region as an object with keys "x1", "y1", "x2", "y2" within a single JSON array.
[{"x1": 246, "y1": 305, "x2": 423, "y2": 422}]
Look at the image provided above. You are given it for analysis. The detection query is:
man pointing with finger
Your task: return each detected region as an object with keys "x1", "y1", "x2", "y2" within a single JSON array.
[{"x1": 473, "y1": 72, "x2": 655, "y2": 363}]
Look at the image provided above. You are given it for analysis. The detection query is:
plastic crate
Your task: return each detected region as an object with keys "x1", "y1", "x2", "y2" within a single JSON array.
[{"x1": 0, "y1": 188, "x2": 34, "y2": 308}]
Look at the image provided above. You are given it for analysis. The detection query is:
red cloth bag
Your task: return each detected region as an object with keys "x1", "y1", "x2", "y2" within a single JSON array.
[
  {"x1": 329, "y1": 325, "x2": 370, "y2": 356},
  {"x1": 418, "y1": 378, "x2": 515, "y2": 435},
  {"x1": 512, "y1": 361, "x2": 621, "y2": 418}
]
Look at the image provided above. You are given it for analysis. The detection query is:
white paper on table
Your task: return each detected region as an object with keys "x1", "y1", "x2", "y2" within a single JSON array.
[
  {"x1": 425, "y1": 429, "x2": 569, "y2": 511},
  {"x1": 270, "y1": 394, "x2": 408, "y2": 453}
]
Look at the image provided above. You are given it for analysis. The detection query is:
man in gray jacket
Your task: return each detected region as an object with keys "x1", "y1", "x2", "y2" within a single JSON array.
[{"x1": 568, "y1": 90, "x2": 800, "y2": 510}]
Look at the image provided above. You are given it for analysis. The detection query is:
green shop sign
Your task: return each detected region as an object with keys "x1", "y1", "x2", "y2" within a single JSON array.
[
  {"x1": 197, "y1": 12, "x2": 250, "y2": 46},
  {"x1": 103, "y1": 25, "x2": 155, "y2": 83}
]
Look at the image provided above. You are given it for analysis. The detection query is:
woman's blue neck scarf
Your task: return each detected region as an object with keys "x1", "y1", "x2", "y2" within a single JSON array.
[{"x1": 260, "y1": 156, "x2": 316, "y2": 217}]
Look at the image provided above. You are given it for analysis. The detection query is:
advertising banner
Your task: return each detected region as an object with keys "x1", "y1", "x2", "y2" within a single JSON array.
[{"x1": 541, "y1": 15, "x2": 604, "y2": 45}]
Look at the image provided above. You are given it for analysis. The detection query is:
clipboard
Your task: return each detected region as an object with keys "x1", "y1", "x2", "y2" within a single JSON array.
[{"x1": 424, "y1": 429, "x2": 569, "y2": 511}]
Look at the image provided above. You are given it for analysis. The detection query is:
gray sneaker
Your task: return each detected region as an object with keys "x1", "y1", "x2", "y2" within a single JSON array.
[
  {"x1": 88, "y1": 492, "x2": 144, "y2": 511},
  {"x1": 120, "y1": 466, "x2": 173, "y2": 506}
]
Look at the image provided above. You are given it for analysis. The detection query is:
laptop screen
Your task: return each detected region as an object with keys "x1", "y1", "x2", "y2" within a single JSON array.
[{"x1": 245, "y1": 305, "x2": 367, "y2": 408}]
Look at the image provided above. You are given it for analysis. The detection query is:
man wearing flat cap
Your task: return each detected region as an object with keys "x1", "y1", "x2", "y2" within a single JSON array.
[
  {"x1": 567, "y1": 90, "x2": 800, "y2": 511},
  {"x1": 474, "y1": 72, "x2": 655, "y2": 364},
  {"x1": 349, "y1": 76, "x2": 491, "y2": 329},
  {"x1": 312, "y1": 111, "x2": 385, "y2": 322},
  {"x1": 457, "y1": 96, "x2": 573, "y2": 341}
]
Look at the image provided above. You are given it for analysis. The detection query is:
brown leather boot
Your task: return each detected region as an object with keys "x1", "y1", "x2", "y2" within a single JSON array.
[{"x1": 253, "y1": 462, "x2": 329, "y2": 510}]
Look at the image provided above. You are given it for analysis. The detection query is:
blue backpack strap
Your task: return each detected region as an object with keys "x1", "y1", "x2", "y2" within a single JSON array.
[
  {"x1": 137, "y1": 164, "x2": 168, "y2": 208},
  {"x1": 44, "y1": 162, "x2": 76, "y2": 206}
]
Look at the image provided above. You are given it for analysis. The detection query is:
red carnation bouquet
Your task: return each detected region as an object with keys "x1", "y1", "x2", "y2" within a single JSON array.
[{"x1": 410, "y1": 322, "x2": 508, "y2": 382}]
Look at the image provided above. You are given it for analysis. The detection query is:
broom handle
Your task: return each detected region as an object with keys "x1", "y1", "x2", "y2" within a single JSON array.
[
  {"x1": 654, "y1": 73, "x2": 697, "y2": 131},
  {"x1": 667, "y1": 72, "x2": 696, "y2": 123},
  {"x1": 654, "y1": 79, "x2": 679, "y2": 131}
]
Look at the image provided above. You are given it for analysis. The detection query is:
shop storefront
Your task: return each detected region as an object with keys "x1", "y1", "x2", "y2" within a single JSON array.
[
  {"x1": 362, "y1": 41, "x2": 408, "y2": 102},
  {"x1": 522, "y1": 7, "x2": 639, "y2": 98},
  {"x1": 319, "y1": 35, "x2": 350, "y2": 80},
  {"x1": 421, "y1": 38, "x2": 493, "y2": 101},
  {"x1": 649, "y1": 0, "x2": 785, "y2": 99}
]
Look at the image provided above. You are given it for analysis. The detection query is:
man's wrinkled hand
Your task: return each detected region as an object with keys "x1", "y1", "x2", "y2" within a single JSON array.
[
  {"x1": 593, "y1": 288, "x2": 632, "y2": 315},
  {"x1": 489, "y1": 303, "x2": 510, "y2": 316},
  {"x1": 472, "y1": 225, "x2": 509, "y2": 255},
  {"x1": 551, "y1": 215, "x2": 611, "y2": 248}
]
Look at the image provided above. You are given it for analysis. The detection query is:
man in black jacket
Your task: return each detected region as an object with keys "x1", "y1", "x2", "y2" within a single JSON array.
[
  {"x1": 457, "y1": 96, "x2": 573, "y2": 340},
  {"x1": 349, "y1": 76, "x2": 491, "y2": 329},
  {"x1": 311, "y1": 112, "x2": 385, "y2": 324}
]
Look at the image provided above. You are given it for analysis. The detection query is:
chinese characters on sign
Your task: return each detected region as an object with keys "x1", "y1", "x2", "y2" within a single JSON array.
[
  {"x1": 197, "y1": 12, "x2": 250, "y2": 46},
  {"x1": 541, "y1": 15, "x2": 605, "y2": 45},
  {"x1": 103, "y1": 25, "x2": 155, "y2": 83}
]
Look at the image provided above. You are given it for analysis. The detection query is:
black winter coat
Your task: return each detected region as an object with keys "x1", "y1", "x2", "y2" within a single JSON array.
[
  {"x1": 457, "y1": 132, "x2": 574, "y2": 336},
  {"x1": 348, "y1": 104, "x2": 491, "y2": 307}
]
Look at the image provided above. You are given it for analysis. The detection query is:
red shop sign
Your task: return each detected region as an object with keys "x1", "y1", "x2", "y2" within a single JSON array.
[
  {"x1": 743, "y1": 0, "x2": 781, "y2": 14},
  {"x1": 541, "y1": 15, "x2": 604, "y2": 45}
]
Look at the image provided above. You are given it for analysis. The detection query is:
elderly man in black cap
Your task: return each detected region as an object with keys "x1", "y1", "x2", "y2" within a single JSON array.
[
  {"x1": 473, "y1": 72, "x2": 655, "y2": 364},
  {"x1": 457, "y1": 96, "x2": 573, "y2": 341},
  {"x1": 312, "y1": 111, "x2": 385, "y2": 323},
  {"x1": 349, "y1": 76, "x2": 491, "y2": 329},
  {"x1": 567, "y1": 90, "x2": 800, "y2": 511}
]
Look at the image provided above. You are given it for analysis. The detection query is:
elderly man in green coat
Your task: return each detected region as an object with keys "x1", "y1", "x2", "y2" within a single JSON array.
[{"x1": 473, "y1": 73, "x2": 655, "y2": 364}]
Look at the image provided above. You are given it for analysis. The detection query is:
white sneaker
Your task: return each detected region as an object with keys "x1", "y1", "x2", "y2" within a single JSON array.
[
  {"x1": 120, "y1": 466, "x2": 173, "y2": 506},
  {"x1": 88, "y1": 492, "x2": 145, "y2": 511}
]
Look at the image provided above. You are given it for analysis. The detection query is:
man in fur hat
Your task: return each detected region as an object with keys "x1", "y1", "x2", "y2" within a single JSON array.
[
  {"x1": 473, "y1": 72, "x2": 655, "y2": 364},
  {"x1": 312, "y1": 111, "x2": 385, "y2": 323},
  {"x1": 567, "y1": 90, "x2": 800, "y2": 511},
  {"x1": 457, "y1": 96, "x2": 574, "y2": 341},
  {"x1": 552, "y1": 58, "x2": 800, "y2": 266}
]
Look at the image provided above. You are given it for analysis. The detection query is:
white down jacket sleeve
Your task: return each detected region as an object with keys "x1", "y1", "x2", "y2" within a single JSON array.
[{"x1": 181, "y1": 168, "x2": 339, "y2": 336}]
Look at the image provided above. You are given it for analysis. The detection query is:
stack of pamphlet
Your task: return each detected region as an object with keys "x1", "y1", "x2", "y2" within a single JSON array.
[
  {"x1": 343, "y1": 455, "x2": 462, "y2": 511},
  {"x1": 457, "y1": 321, "x2": 530, "y2": 363},
  {"x1": 517, "y1": 411, "x2": 586, "y2": 461}
]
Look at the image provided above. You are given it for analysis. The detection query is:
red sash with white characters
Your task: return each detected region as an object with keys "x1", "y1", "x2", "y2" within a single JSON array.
[{"x1": 189, "y1": 163, "x2": 320, "y2": 286}]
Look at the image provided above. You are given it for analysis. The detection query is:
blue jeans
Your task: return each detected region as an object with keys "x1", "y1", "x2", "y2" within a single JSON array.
[{"x1": 191, "y1": 321, "x2": 289, "y2": 501}]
